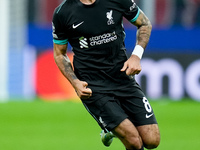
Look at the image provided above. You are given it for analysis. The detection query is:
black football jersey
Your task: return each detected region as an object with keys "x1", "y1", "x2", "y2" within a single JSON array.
[{"x1": 52, "y1": 0, "x2": 140, "y2": 92}]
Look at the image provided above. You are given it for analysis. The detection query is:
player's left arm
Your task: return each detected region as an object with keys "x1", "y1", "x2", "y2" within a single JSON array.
[
  {"x1": 121, "y1": 10, "x2": 152, "y2": 76},
  {"x1": 133, "y1": 9, "x2": 152, "y2": 49}
]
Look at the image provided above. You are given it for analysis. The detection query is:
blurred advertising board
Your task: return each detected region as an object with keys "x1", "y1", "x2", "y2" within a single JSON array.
[{"x1": 136, "y1": 54, "x2": 200, "y2": 101}]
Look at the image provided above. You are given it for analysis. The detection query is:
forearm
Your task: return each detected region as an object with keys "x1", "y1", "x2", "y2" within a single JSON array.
[
  {"x1": 134, "y1": 11, "x2": 152, "y2": 49},
  {"x1": 53, "y1": 45, "x2": 79, "y2": 88},
  {"x1": 55, "y1": 54, "x2": 78, "y2": 87},
  {"x1": 122, "y1": 10, "x2": 152, "y2": 75}
]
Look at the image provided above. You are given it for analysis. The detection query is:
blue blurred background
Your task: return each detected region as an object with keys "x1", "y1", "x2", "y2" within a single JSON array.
[{"x1": 0, "y1": 0, "x2": 200, "y2": 102}]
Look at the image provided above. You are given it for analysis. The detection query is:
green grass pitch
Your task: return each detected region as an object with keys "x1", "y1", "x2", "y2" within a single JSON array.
[{"x1": 0, "y1": 98, "x2": 199, "y2": 150}]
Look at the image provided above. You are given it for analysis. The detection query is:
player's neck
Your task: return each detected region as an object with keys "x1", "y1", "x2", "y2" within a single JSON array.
[{"x1": 80, "y1": 0, "x2": 96, "y2": 5}]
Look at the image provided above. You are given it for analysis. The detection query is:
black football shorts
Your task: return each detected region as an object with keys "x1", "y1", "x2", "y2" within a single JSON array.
[{"x1": 82, "y1": 88, "x2": 158, "y2": 131}]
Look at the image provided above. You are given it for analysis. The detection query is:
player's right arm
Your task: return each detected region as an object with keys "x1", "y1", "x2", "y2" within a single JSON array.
[{"x1": 53, "y1": 43, "x2": 92, "y2": 99}]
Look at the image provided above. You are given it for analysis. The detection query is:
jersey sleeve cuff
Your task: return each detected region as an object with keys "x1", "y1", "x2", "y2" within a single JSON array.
[
  {"x1": 53, "y1": 39, "x2": 68, "y2": 45},
  {"x1": 129, "y1": 8, "x2": 140, "y2": 23}
]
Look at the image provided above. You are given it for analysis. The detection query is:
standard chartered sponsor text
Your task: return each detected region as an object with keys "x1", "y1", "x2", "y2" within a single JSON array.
[{"x1": 89, "y1": 31, "x2": 117, "y2": 46}]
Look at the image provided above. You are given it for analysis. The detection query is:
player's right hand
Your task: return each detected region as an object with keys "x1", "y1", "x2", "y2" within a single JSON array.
[
  {"x1": 73, "y1": 80, "x2": 92, "y2": 100},
  {"x1": 120, "y1": 54, "x2": 142, "y2": 76}
]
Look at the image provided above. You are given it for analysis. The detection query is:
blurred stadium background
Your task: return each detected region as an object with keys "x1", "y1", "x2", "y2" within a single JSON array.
[{"x1": 0, "y1": 0, "x2": 200, "y2": 150}]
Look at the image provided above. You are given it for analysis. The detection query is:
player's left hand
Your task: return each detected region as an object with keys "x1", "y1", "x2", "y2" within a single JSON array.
[{"x1": 120, "y1": 54, "x2": 142, "y2": 76}]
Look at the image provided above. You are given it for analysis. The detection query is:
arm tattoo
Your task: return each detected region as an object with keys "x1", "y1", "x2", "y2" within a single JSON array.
[
  {"x1": 63, "y1": 55, "x2": 78, "y2": 80},
  {"x1": 136, "y1": 14, "x2": 152, "y2": 49}
]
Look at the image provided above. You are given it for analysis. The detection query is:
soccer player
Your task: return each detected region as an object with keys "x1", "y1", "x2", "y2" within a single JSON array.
[{"x1": 52, "y1": 0, "x2": 160, "y2": 149}]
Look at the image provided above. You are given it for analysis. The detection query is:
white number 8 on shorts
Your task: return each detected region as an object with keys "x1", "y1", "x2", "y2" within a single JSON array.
[{"x1": 143, "y1": 97, "x2": 152, "y2": 113}]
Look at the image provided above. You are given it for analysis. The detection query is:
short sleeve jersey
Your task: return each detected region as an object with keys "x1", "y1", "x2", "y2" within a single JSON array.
[{"x1": 52, "y1": 0, "x2": 140, "y2": 92}]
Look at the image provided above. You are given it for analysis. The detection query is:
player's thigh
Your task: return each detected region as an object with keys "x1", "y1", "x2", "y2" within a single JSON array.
[
  {"x1": 137, "y1": 124, "x2": 160, "y2": 149},
  {"x1": 82, "y1": 94, "x2": 129, "y2": 131},
  {"x1": 112, "y1": 118, "x2": 143, "y2": 150},
  {"x1": 120, "y1": 95, "x2": 158, "y2": 127}
]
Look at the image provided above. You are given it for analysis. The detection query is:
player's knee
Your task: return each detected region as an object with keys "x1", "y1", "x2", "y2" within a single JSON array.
[
  {"x1": 126, "y1": 136, "x2": 143, "y2": 150},
  {"x1": 143, "y1": 134, "x2": 160, "y2": 149}
]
